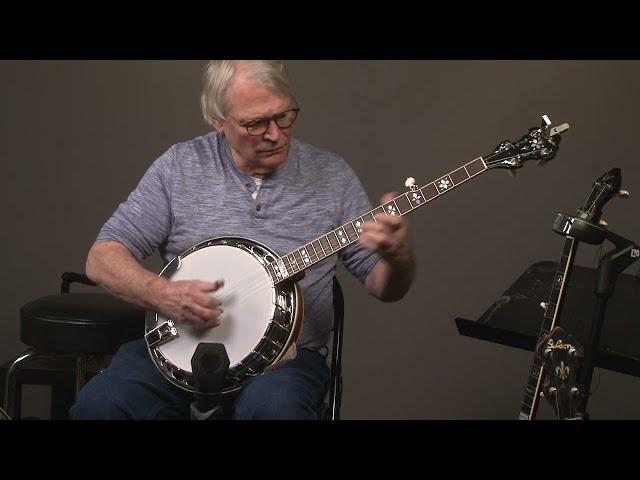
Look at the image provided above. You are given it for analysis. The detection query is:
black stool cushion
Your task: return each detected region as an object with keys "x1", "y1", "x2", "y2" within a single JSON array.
[{"x1": 20, "y1": 293, "x2": 146, "y2": 354}]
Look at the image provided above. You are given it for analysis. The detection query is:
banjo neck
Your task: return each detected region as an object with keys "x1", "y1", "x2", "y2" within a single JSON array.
[
  {"x1": 517, "y1": 237, "x2": 578, "y2": 420},
  {"x1": 265, "y1": 157, "x2": 489, "y2": 285},
  {"x1": 264, "y1": 118, "x2": 568, "y2": 285}
]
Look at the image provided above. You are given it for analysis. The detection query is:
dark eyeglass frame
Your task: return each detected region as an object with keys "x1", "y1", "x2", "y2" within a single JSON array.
[{"x1": 229, "y1": 107, "x2": 300, "y2": 136}]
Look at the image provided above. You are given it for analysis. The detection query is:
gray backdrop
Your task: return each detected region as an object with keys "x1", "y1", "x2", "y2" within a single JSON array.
[{"x1": 2, "y1": 60, "x2": 639, "y2": 419}]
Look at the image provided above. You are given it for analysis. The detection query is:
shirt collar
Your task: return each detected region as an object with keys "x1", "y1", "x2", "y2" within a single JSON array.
[{"x1": 218, "y1": 133, "x2": 298, "y2": 185}]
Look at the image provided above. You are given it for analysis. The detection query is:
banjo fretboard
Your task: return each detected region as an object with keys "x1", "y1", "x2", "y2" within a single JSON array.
[
  {"x1": 517, "y1": 237, "x2": 578, "y2": 420},
  {"x1": 265, "y1": 157, "x2": 487, "y2": 284}
]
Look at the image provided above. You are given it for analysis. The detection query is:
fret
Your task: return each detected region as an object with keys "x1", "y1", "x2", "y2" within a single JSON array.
[
  {"x1": 344, "y1": 222, "x2": 358, "y2": 241},
  {"x1": 383, "y1": 201, "x2": 400, "y2": 216},
  {"x1": 449, "y1": 166, "x2": 470, "y2": 185},
  {"x1": 319, "y1": 236, "x2": 332, "y2": 255},
  {"x1": 289, "y1": 254, "x2": 300, "y2": 272},
  {"x1": 421, "y1": 183, "x2": 439, "y2": 201},
  {"x1": 548, "y1": 291, "x2": 561, "y2": 303},
  {"x1": 465, "y1": 157, "x2": 486, "y2": 176},
  {"x1": 312, "y1": 239, "x2": 326, "y2": 258},
  {"x1": 335, "y1": 227, "x2": 349, "y2": 247},
  {"x1": 275, "y1": 258, "x2": 289, "y2": 279},
  {"x1": 361, "y1": 212, "x2": 374, "y2": 225},
  {"x1": 293, "y1": 249, "x2": 305, "y2": 268},
  {"x1": 551, "y1": 283, "x2": 563, "y2": 292},
  {"x1": 282, "y1": 255, "x2": 296, "y2": 274},
  {"x1": 328, "y1": 231, "x2": 341, "y2": 251},
  {"x1": 524, "y1": 386, "x2": 537, "y2": 397},
  {"x1": 407, "y1": 189, "x2": 425, "y2": 208},
  {"x1": 290, "y1": 253, "x2": 304, "y2": 272},
  {"x1": 304, "y1": 244, "x2": 318, "y2": 263},
  {"x1": 266, "y1": 263, "x2": 279, "y2": 283},
  {"x1": 435, "y1": 175, "x2": 454, "y2": 194},
  {"x1": 394, "y1": 193, "x2": 412, "y2": 214},
  {"x1": 372, "y1": 207, "x2": 384, "y2": 219}
]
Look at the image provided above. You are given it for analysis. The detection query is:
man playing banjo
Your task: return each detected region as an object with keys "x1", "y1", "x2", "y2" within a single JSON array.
[{"x1": 70, "y1": 60, "x2": 416, "y2": 420}]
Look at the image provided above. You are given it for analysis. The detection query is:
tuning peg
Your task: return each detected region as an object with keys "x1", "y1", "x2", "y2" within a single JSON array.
[
  {"x1": 599, "y1": 219, "x2": 608, "y2": 227},
  {"x1": 539, "y1": 302, "x2": 548, "y2": 311},
  {"x1": 619, "y1": 189, "x2": 630, "y2": 198},
  {"x1": 405, "y1": 177, "x2": 420, "y2": 191},
  {"x1": 540, "y1": 114, "x2": 552, "y2": 138}
]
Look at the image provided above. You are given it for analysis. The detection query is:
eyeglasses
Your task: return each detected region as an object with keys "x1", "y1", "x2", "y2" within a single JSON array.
[{"x1": 229, "y1": 107, "x2": 300, "y2": 136}]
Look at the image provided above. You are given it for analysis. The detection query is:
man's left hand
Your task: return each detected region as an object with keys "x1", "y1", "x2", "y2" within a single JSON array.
[{"x1": 358, "y1": 192, "x2": 412, "y2": 266}]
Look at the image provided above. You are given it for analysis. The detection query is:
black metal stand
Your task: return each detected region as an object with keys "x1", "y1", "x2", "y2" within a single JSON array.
[
  {"x1": 455, "y1": 222, "x2": 640, "y2": 419},
  {"x1": 190, "y1": 343, "x2": 229, "y2": 421},
  {"x1": 562, "y1": 218, "x2": 640, "y2": 418}
]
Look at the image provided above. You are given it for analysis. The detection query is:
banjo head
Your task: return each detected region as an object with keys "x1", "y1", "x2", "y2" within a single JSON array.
[{"x1": 145, "y1": 237, "x2": 300, "y2": 393}]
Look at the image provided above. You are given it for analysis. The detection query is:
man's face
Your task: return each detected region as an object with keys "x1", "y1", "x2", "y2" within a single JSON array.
[{"x1": 212, "y1": 74, "x2": 295, "y2": 176}]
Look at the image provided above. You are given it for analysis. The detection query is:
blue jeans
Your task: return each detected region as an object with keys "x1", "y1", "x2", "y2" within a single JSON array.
[{"x1": 69, "y1": 339, "x2": 330, "y2": 420}]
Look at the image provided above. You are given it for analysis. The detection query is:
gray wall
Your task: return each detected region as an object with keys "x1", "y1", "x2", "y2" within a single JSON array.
[{"x1": 2, "y1": 60, "x2": 639, "y2": 419}]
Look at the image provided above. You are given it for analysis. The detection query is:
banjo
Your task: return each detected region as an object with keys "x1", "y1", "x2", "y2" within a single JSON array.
[{"x1": 145, "y1": 115, "x2": 569, "y2": 394}]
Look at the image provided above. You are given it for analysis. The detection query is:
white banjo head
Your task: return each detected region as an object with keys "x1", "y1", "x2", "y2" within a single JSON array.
[{"x1": 158, "y1": 244, "x2": 274, "y2": 371}]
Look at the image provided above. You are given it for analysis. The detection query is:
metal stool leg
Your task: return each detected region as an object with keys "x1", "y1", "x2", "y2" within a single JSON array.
[
  {"x1": 4, "y1": 349, "x2": 38, "y2": 419},
  {"x1": 4, "y1": 349, "x2": 81, "y2": 419},
  {"x1": 75, "y1": 354, "x2": 88, "y2": 393}
]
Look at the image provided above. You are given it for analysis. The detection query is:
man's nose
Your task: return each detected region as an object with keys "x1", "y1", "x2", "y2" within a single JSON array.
[{"x1": 262, "y1": 119, "x2": 281, "y2": 142}]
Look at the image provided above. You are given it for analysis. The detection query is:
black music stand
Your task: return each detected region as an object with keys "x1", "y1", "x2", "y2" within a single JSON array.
[{"x1": 455, "y1": 261, "x2": 640, "y2": 382}]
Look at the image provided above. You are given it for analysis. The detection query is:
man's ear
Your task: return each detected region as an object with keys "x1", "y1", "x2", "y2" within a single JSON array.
[{"x1": 209, "y1": 117, "x2": 225, "y2": 133}]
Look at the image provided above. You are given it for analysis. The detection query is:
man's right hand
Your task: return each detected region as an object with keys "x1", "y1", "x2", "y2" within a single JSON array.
[
  {"x1": 150, "y1": 278, "x2": 225, "y2": 329},
  {"x1": 86, "y1": 241, "x2": 225, "y2": 330}
]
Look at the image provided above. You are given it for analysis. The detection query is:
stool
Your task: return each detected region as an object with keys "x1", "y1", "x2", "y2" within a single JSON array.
[{"x1": 3, "y1": 272, "x2": 145, "y2": 419}]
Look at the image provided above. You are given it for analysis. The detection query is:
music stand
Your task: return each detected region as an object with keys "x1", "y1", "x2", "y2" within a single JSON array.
[{"x1": 456, "y1": 261, "x2": 640, "y2": 383}]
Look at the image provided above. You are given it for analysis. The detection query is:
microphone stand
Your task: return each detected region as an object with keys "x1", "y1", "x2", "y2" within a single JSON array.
[{"x1": 190, "y1": 343, "x2": 230, "y2": 421}]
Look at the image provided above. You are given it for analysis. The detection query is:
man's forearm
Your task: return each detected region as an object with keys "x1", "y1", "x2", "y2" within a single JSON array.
[
  {"x1": 85, "y1": 241, "x2": 167, "y2": 310},
  {"x1": 365, "y1": 253, "x2": 416, "y2": 302}
]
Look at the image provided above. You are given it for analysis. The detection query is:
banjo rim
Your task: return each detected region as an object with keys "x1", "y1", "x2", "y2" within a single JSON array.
[{"x1": 144, "y1": 235, "x2": 302, "y2": 393}]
